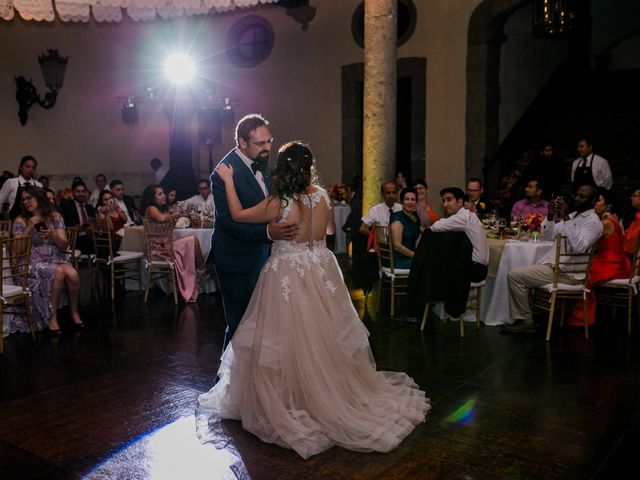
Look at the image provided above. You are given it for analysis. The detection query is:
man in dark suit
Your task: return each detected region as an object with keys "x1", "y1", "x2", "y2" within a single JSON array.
[
  {"x1": 210, "y1": 114, "x2": 299, "y2": 350},
  {"x1": 60, "y1": 178, "x2": 96, "y2": 254},
  {"x1": 109, "y1": 179, "x2": 137, "y2": 226},
  {"x1": 464, "y1": 177, "x2": 490, "y2": 216}
]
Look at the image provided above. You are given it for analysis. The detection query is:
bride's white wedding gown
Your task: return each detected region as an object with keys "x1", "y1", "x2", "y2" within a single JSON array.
[{"x1": 196, "y1": 187, "x2": 429, "y2": 459}]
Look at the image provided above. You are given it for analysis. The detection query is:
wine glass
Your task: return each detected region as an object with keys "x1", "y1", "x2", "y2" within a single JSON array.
[
  {"x1": 497, "y1": 217, "x2": 507, "y2": 237},
  {"x1": 510, "y1": 216, "x2": 520, "y2": 237}
]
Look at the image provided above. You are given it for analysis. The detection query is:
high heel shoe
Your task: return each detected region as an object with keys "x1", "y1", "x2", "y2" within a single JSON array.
[
  {"x1": 72, "y1": 321, "x2": 85, "y2": 329},
  {"x1": 47, "y1": 328, "x2": 62, "y2": 336}
]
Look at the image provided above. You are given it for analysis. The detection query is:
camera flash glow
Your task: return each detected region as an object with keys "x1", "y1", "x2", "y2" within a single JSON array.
[{"x1": 164, "y1": 53, "x2": 195, "y2": 85}]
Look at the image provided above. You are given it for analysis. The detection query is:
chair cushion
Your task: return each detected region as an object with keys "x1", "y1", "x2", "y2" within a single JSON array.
[
  {"x1": 539, "y1": 283, "x2": 585, "y2": 292},
  {"x1": 1, "y1": 284, "x2": 26, "y2": 298},
  {"x1": 600, "y1": 276, "x2": 640, "y2": 287},
  {"x1": 148, "y1": 260, "x2": 173, "y2": 267},
  {"x1": 113, "y1": 251, "x2": 144, "y2": 263},
  {"x1": 381, "y1": 266, "x2": 411, "y2": 276}
]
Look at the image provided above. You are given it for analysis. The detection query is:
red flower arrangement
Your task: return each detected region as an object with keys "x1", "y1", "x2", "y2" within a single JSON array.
[
  {"x1": 328, "y1": 183, "x2": 350, "y2": 203},
  {"x1": 56, "y1": 187, "x2": 73, "y2": 203},
  {"x1": 524, "y1": 213, "x2": 544, "y2": 233}
]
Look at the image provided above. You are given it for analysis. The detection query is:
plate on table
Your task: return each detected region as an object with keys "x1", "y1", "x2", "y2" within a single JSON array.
[{"x1": 175, "y1": 217, "x2": 190, "y2": 229}]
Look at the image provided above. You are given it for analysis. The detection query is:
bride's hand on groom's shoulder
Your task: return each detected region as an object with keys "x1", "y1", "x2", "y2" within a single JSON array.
[{"x1": 215, "y1": 163, "x2": 233, "y2": 182}]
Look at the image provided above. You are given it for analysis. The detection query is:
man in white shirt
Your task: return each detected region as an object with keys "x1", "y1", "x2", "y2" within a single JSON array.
[
  {"x1": 571, "y1": 137, "x2": 613, "y2": 190},
  {"x1": 109, "y1": 179, "x2": 137, "y2": 226},
  {"x1": 183, "y1": 179, "x2": 215, "y2": 215},
  {"x1": 504, "y1": 184, "x2": 603, "y2": 333},
  {"x1": 358, "y1": 181, "x2": 402, "y2": 237},
  {"x1": 431, "y1": 187, "x2": 489, "y2": 282},
  {"x1": 89, "y1": 173, "x2": 109, "y2": 207},
  {"x1": 0, "y1": 155, "x2": 43, "y2": 217}
]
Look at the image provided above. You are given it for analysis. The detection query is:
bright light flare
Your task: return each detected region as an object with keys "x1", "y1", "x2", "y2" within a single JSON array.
[{"x1": 164, "y1": 53, "x2": 195, "y2": 86}]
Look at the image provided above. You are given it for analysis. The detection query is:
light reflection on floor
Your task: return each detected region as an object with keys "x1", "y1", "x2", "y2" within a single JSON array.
[{"x1": 84, "y1": 416, "x2": 246, "y2": 480}]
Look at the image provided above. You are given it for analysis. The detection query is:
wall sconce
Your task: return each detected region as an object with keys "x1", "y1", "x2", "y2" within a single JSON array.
[
  {"x1": 15, "y1": 49, "x2": 68, "y2": 126},
  {"x1": 121, "y1": 96, "x2": 139, "y2": 125}
]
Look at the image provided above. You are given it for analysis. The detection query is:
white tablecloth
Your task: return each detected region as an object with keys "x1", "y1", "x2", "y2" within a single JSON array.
[
  {"x1": 333, "y1": 204, "x2": 351, "y2": 254},
  {"x1": 482, "y1": 239, "x2": 555, "y2": 325}
]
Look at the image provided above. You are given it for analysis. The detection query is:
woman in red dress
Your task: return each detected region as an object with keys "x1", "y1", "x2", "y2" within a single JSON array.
[{"x1": 570, "y1": 188, "x2": 630, "y2": 325}]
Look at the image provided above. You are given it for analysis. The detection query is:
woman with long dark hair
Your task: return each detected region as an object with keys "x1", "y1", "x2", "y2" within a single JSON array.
[
  {"x1": 11, "y1": 186, "x2": 83, "y2": 334},
  {"x1": 140, "y1": 185, "x2": 204, "y2": 302},
  {"x1": 197, "y1": 141, "x2": 429, "y2": 459}
]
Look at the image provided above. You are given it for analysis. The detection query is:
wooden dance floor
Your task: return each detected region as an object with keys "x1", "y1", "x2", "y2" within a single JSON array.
[{"x1": 1, "y1": 262, "x2": 638, "y2": 479}]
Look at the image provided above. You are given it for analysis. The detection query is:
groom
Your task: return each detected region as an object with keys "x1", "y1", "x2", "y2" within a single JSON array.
[{"x1": 210, "y1": 114, "x2": 299, "y2": 350}]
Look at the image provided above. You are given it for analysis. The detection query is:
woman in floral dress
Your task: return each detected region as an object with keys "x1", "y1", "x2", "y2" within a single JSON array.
[{"x1": 11, "y1": 186, "x2": 83, "y2": 334}]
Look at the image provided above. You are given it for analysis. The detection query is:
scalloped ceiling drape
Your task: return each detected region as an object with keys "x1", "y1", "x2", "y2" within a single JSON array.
[{"x1": 0, "y1": 0, "x2": 278, "y2": 22}]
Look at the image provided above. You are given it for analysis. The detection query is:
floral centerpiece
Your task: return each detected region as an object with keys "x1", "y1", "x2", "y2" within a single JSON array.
[
  {"x1": 56, "y1": 187, "x2": 73, "y2": 203},
  {"x1": 328, "y1": 183, "x2": 350, "y2": 203},
  {"x1": 524, "y1": 213, "x2": 544, "y2": 240}
]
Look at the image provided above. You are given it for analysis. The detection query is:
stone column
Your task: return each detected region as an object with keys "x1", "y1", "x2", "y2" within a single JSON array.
[{"x1": 362, "y1": 0, "x2": 397, "y2": 213}]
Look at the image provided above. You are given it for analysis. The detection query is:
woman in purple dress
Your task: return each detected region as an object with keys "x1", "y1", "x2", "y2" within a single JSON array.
[{"x1": 11, "y1": 187, "x2": 83, "y2": 334}]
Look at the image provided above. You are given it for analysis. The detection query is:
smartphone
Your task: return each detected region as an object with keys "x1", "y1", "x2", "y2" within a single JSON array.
[
  {"x1": 34, "y1": 221, "x2": 47, "y2": 231},
  {"x1": 108, "y1": 198, "x2": 115, "y2": 206}
]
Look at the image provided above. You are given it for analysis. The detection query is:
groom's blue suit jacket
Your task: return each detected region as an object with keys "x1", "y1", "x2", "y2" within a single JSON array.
[{"x1": 210, "y1": 148, "x2": 272, "y2": 274}]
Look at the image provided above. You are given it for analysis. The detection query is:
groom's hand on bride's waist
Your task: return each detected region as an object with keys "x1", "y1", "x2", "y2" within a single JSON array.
[{"x1": 267, "y1": 220, "x2": 300, "y2": 241}]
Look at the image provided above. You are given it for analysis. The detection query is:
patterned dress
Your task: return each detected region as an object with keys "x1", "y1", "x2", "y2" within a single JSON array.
[
  {"x1": 196, "y1": 187, "x2": 429, "y2": 459},
  {"x1": 11, "y1": 215, "x2": 69, "y2": 331}
]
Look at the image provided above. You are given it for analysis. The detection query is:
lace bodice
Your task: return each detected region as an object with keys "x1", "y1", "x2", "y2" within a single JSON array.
[
  {"x1": 265, "y1": 187, "x2": 338, "y2": 300},
  {"x1": 272, "y1": 187, "x2": 332, "y2": 256}
]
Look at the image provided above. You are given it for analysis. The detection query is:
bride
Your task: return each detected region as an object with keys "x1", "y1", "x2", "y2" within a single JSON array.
[{"x1": 196, "y1": 141, "x2": 429, "y2": 459}]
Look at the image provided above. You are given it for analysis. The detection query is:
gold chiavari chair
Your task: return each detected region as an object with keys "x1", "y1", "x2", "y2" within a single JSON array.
[
  {"x1": 596, "y1": 234, "x2": 640, "y2": 334},
  {"x1": 1, "y1": 236, "x2": 35, "y2": 353},
  {"x1": 374, "y1": 226, "x2": 411, "y2": 318},
  {"x1": 531, "y1": 235, "x2": 596, "y2": 341},
  {"x1": 89, "y1": 218, "x2": 143, "y2": 302},
  {"x1": 143, "y1": 220, "x2": 178, "y2": 304}
]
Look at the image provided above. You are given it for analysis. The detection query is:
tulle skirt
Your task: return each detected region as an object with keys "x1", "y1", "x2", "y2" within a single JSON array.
[{"x1": 196, "y1": 245, "x2": 429, "y2": 459}]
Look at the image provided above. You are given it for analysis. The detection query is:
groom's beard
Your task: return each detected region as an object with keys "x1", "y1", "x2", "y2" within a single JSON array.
[{"x1": 256, "y1": 150, "x2": 270, "y2": 162}]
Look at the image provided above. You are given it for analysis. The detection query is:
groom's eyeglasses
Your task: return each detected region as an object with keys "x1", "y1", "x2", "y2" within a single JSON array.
[{"x1": 249, "y1": 138, "x2": 274, "y2": 148}]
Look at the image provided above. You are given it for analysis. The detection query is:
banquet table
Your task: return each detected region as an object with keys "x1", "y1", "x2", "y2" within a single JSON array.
[
  {"x1": 333, "y1": 203, "x2": 351, "y2": 254},
  {"x1": 481, "y1": 238, "x2": 555, "y2": 326},
  {"x1": 120, "y1": 226, "x2": 216, "y2": 293}
]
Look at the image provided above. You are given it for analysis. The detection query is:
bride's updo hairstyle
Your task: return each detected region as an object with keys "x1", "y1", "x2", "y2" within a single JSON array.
[{"x1": 271, "y1": 141, "x2": 318, "y2": 201}]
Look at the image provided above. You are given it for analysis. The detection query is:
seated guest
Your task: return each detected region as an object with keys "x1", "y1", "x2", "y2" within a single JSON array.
[
  {"x1": 623, "y1": 188, "x2": 640, "y2": 255},
  {"x1": 140, "y1": 185, "x2": 205, "y2": 303},
  {"x1": 38, "y1": 175, "x2": 54, "y2": 193},
  {"x1": 431, "y1": 187, "x2": 489, "y2": 282},
  {"x1": 569, "y1": 188, "x2": 630, "y2": 325},
  {"x1": 464, "y1": 178, "x2": 489, "y2": 216},
  {"x1": 389, "y1": 187, "x2": 422, "y2": 269},
  {"x1": 358, "y1": 181, "x2": 402, "y2": 237},
  {"x1": 109, "y1": 179, "x2": 137, "y2": 226},
  {"x1": 503, "y1": 184, "x2": 603, "y2": 333},
  {"x1": 510, "y1": 178, "x2": 548, "y2": 219},
  {"x1": 96, "y1": 189, "x2": 128, "y2": 250},
  {"x1": 60, "y1": 178, "x2": 95, "y2": 254},
  {"x1": 183, "y1": 179, "x2": 215, "y2": 216},
  {"x1": 11, "y1": 187, "x2": 84, "y2": 334},
  {"x1": 89, "y1": 174, "x2": 108, "y2": 207},
  {"x1": 44, "y1": 188, "x2": 58, "y2": 210},
  {"x1": 413, "y1": 178, "x2": 440, "y2": 227},
  {"x1": 166, "y1": 188, "x2": 178, "y2": 211}
]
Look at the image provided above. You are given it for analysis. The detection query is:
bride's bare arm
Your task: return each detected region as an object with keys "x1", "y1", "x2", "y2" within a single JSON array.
[{"x1": 216, "y1": 163, "x2": 282, "y2": 224}]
